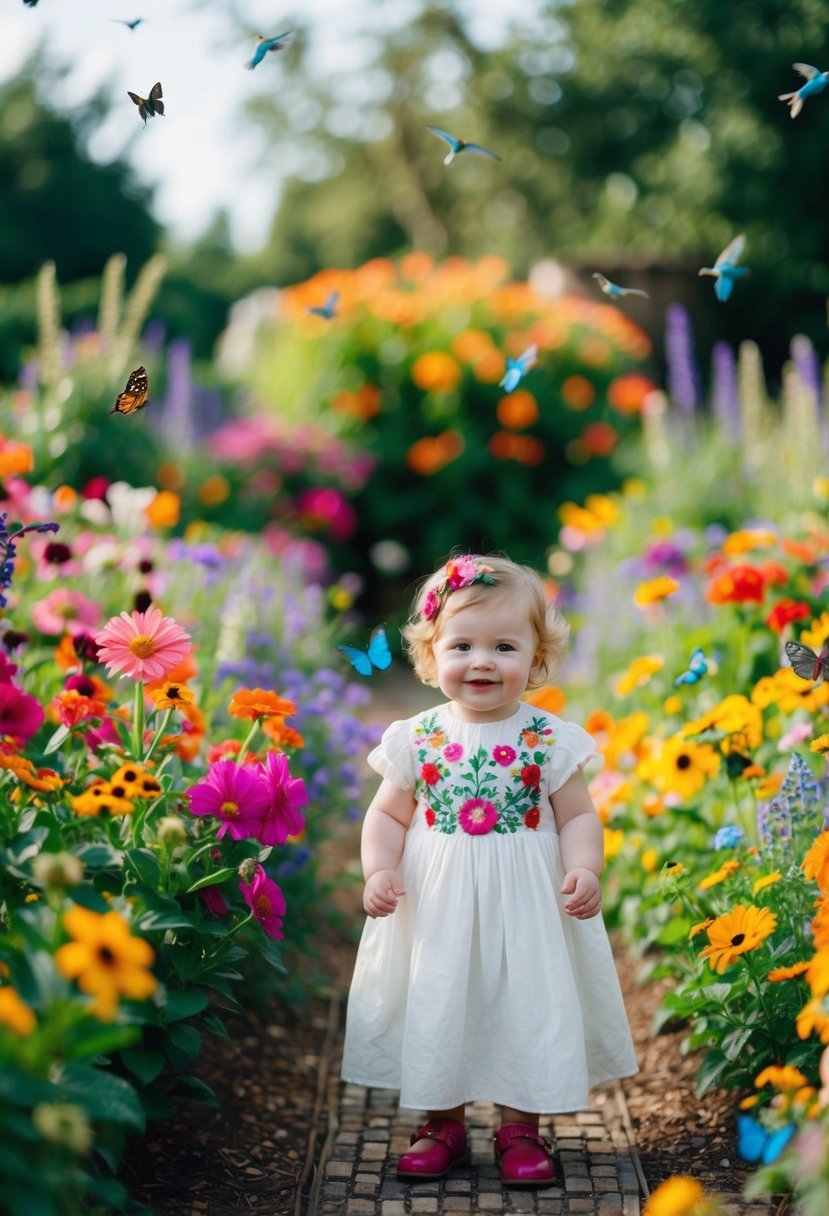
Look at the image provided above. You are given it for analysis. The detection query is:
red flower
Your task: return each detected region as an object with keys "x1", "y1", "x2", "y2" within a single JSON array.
[
  {"x1": 425, "y1": 808, "x2": 436, "y2": 827},
  {"x1": 766, "y1": 598, "x2": 812, "y2": 634},
  {"x1": 520, "y1": 764, "x2": 541, "y2": 788},
  {"x1": 705, "y1": 564, "x2": 766, "y2": 605},
  {"x1": 524, "y1": 807, "x2": 540, "y2": 830},
  {"x1": 420, "y1": 762, "x2": 441, "y2": 786}
]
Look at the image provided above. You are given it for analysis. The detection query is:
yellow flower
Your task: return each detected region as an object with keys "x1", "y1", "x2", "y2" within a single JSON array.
[
  {"x1": 801, "y1": 613, "x2": 829, "y2": 651},
  {"x1": 699, "y1": 862, "x2": 741, "y2": 890},
  {"x1": 634, "y1": 576, "x2": 680, "y2": 607},
  {"x1": 753, "y1": 871, "x2": 782, "y2": 895},
  {"x1": 604, "y1": 827, "x2": 625, "y2": 859},
  {"x1": 605, "y1": 711, "x2": 650, "y2": 767},
  {"x1": 807, "y1": 948, "x2": 829, "y2": 998},
  {"x1": 150, "y1": 681, "x2": 196, "y2": 712},
  {"x1": 640, "y1": 736, "x2": 720, "y2": 799},
  {"x1": 643, "y1": 1175, "x2": 711, "y2": 1216},
  {"x1": 797, "y1": 996, "x2": 829, "y2": 1044},
  {"x1": 684, "y1": 695, "x2": 763, "y2": 751},
  {"x1": 767, "y1": 960, "x2": 811, "y2": 982},
  {"x1": 722, "y1": 528, "x2": 778, "y2": 554},
  {"x1": 689, "y1": 917, "x2": 714, "y2": 939},
  {"x1": 813, "y1": 477, "x2": 829, "y2": 500},
  {"x1": 0, "y1": 986, "x2": 36, "y2": 1035},
  {"x1": 699, "y1": 904, "x2": 777, "y2": 974},
  {"x1": 803, "y1": 833, "x2": 829, "y2": 896},
  {"x1": 755, "y1": 1064, "x2": 808, "y2": 1091},
  {"x1": 144, "y1": 490, "x2": 180, "y2": 530},
  {"x1": 55, "y1": 906, "x2": 156, "y2": 1021},
  {"x1": 663, "y1": 694, "x2": 683, "y2": 716},
  {"x1": 615, "y1": 654, "x2": 665, "y2": 696},
  {"x1": 642, "y1": 847, "x2": 659, "y2": 873},
  {"x1": 811, "y1": 735, "x2": 829, "y2": 755},
  {"x1": 753, "y1": 667, "x2": 829, "y2": 714}
]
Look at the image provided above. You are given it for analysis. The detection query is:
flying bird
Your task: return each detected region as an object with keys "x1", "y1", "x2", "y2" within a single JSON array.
[
  {"x1": 246, "y1": 31, "x2": 294, "y2": 70},
  {"x1": 698, "y1": 234, "x2": 750, "y2": 302},
  {"x1": 110, "y1": 367, "x2": 150, "y2": 416},
  {"x1": 111, "y1": 17, "x2": 145, "y2": 29},
  {"x1": 127, "y1": 82, "x2": 164, "y2": 126},
  {"x1": 592, "y1": 273, "x2": 649, "y2": 301},
  {"x1": 424, "y1": 125, "x2": 500, "y2": 166},
  {"x1": 500, "y1": 344, "x2": 537, "y2": 394},
  {"x1": 778, "y1": 63, "x2": 829, "y2": 118},
  {"x1": 22, "y1": 1, "x2": 40, "y2": 6},
  {"x1": 307, "y1": 291, "x2": 340, "y2": 320}
]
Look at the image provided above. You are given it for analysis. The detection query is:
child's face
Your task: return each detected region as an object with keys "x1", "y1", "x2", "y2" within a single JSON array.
[{"x1": 432, "y1": 591, "x2": 541, "y2": 722}]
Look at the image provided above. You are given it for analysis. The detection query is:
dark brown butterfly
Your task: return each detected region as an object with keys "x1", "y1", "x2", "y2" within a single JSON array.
[
  {"x1": 127, "y1": 81, "x2": 164, "y2": 125},
  {"x1": 110, "y1": 367, "x2": 150, "y2": 415},
  {"x1": 784, "y1": 639, "x2": 829, "y2": 684}
]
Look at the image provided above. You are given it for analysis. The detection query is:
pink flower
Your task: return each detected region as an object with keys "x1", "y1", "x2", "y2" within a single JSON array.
[
  {"x1": 199, "y1": 886, "x2": 230, "y2": 917},
  {"x1": 0, "y1": 683, "x2": 44, "y2": 742},
  {"x1": 239, "y1": 865, "x2": 286, "y2": 939},
  {"x1": 94, "y1": 606, "x2": 192, "y2": 683},
  {"x1": 446, "y1": 555, "x2": 481, "y2": 589},
  {"x1": 256, "y1": 752, "x2": 308, "y2": 846},
  {"x1": 84, "y1": 717, "x2": 122, "y2": 752},
  {"x1": 31, "y1": 588, "x2": 101, "y2": 637},
  {"x1": 420, "y1": 762, "x2": 441, "y2": 786},
  {"x1": 443, "y1": 742, "x2": 464, "y2": 762},
  {"x1": 458, "y1": 797, "x2": 498, "y2": 835},
  {"x1": 0, "y1": 653, "x2": 18, "y2": 683},
  {"x1": 492, "y1": 745, "x2": 516, "y2": 766},
  {"x1": 186, "y1": 760, "x2": 270, "y2": 841},
  {"x1": 422, "y1": 589, "x2": 441, "y2": 620}
]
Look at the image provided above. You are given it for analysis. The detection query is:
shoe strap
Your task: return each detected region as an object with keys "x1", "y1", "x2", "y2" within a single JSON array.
[
  {"x1": 494, "y1": 1123, "x2": 553, "y2": 1155},
  {"x1": 410, "y1": 1119, "x2": 467, "y2": 1153}
]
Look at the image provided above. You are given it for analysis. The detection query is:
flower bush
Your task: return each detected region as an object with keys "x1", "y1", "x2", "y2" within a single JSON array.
[
  {"x1": 231, "y1": 254, "x2": 654, "y2": 596},
  {"x1": 0, "y1": 447, "x2": 378, "y2": 1213},
  {"x1": 549, "y1": 331, "x2": 829, "y2": 1211}
]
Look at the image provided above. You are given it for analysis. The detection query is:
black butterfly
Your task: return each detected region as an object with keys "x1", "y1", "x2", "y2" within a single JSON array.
[
  {"x1": 127, "y1": 82, "x2": 164, "y2": 126},
  {"x1": 784, "y1": 639, "x2": 829, "y2": 684},
  {"x1": 110, "y1": 367, "x2": 150, "y2": 415}
]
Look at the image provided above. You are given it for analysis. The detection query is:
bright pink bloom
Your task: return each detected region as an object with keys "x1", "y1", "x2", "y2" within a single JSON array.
[
  {"x1": 199, "y1": 886, "x2": 230, "y2": 917},
  {"x1": 84, "y1": 717, "x2": 122, "y2": 752},
  {"x1": 0, "y1": 653, "x2": 18, "y2": 683},
  {"x1": 94, "y1": 606, "x2": 192, "y2": 683},
  {"x1": 458, "y1": 797, "x2": 498, "y2": 835},
  {"x1": 422, "y1": 589, "x2": 441, "y2": 620},
  {"x1": 0, "y1": 684, "x2": 44, "y2": 742},
  {"x1": 186, "y1": 759, "x2": 270, "y2": 841},
  {"x1": 256, "y1": 752, "x2": 308, "y2": 846},
  {"x1": 31, "y1": 588, "x2": 101, "y2": 637},
  {"x1": 492, "y1": 745, "x2": 516, "y2": 766},
  {"x1": 443, "y1": 742, "x2": 464, "y2": 762},
  {"x1": 239, "y1": 865, "x2": 286, "y2": 939}
]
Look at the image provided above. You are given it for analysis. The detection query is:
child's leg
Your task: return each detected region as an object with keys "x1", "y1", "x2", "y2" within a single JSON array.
[{"x1": 501, "y1": 1106, "x2": 538, "y2": 1129}]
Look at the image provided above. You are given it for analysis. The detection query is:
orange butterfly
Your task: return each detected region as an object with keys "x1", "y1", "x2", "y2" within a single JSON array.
[{"x1": 110, "y1": 367, "x2": 150, "y2": 415}]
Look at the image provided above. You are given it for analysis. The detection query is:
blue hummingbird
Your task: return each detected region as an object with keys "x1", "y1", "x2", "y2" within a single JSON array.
[
  {"x1": 424, "y1": 125, "x2": 501, "y2": 166},
  {"x1": 778, "y1": 63, "x2": 829, "y2": 118},
  {"x1": 500, "y1": 344, "x2": 537, "y2": 394},
  {"x1": 592, "y1": 273, "x2": 649, "y2": 301},
  {"x1": 307, "y1": 291, "x2": 339, "y2": 320},
  {"x1": 111, "y1": 17, "x2": 145, "y2": 30},
  {"x1": 698, "y1": 234, "x2": 751, "y2": 302},
  {"x1": 246, "y1": 31, "x2": 294, "y2": 70}
]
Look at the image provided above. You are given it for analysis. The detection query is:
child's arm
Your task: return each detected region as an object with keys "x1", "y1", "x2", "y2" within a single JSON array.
[
  {"x1": 550, "y1": 769, "x2": 604, "y2": 920},
  {"x1": 361, "y1": 778, "x2": 417, "y2": 919}
]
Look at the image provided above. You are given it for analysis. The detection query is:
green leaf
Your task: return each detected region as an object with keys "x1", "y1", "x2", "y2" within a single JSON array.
[
  {"x1": 57, "y1": 1064, "x2": 145, "y2": 1131},
  {"x1": 125, "y1": 847, "x2": 161, "y2": 889},
  {"x1": 121, "y1": 1048, "x2": 165, "y2": 1085},
  {"x1": 701, "y1": 983, "x2": 733, "y2": 1005},
  {"x1": 137, "y1": 909, "x2": 194, "y2": 931},
  {"x1": 695, "y1": 1050, "x2": 730, "y2": 1096},
  {"x1": 67, "y1": 1022, "x2": 140, "y2": 1059},
  {"x1": 167, "y1": 1022, "x2": 201, "y2": 1058},
  {"x1": 201, "y1": 1012, "x2": 229, "y2": 1039},
  {"x1": 170, "y1": 1075, "x2": 219, "y2": 1107},
  {"x1": 42, "y1": 724, "x2": 71, "y2": 755},
  {"x1": 722, "y1": 1025, "x2": 754, "y2": 1060},
  {"x1": 186, "y1": 867, "x2": 236, "y2": 893},
  {"x1": 655, "y1": 917, "x2": 692, "y2": 946},
  {"x1": 163, "y1": 986, "x2": 209, "y2": 1022}
]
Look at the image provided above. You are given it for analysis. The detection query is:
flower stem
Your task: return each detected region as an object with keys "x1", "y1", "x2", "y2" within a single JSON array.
[
  {"x1": 144, "y1": 709, "x2": 173, "y2": 764},
  {"x1": 131, "y1": 681, "x2": 145, "y2": 762},
  {"x1": 236, "y1": 719, "x2": 262, "y2": 766}
]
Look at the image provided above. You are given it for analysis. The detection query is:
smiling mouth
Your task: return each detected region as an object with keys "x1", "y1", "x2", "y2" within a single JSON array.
[{"x1": 467, "y1": 679, "x2": 497, "y2": 687}]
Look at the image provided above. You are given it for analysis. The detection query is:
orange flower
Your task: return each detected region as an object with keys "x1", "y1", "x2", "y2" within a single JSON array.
[
  {"x1": 581, "y1": 422, "x2": 617, "y2": 457},
  {"x1": 451, "y1": 329, "x2": 494, "y2": 364},
  {"x1": 471, "y1": 350, "x2": 506, "y2": 383},
  {"x1": 406, "y1": 430, "x2": 465, "y2": 475},
  {"x1": 197, "y1": 475, "x2": 230, "y2": 507},
  {"x1": 634, "y1": 576, "x2": 680, "y2": 607},
  {"x1": 399, "y1": 251, "x2": 434, "y2": 281},
  {"x1": 699, "y1": 904, "x2": 777, "y2": 974},
  {"x1": 807, "y1": 948, "x2": 829, "y2": 997},
  {"x1": 488, "y1": 431, "x2": 545, "y2": 465},
  {"x1": 767, "y1": 960, "x2": 811, "y2": 982},
  {"x1": 0, "y1": 436, "x2": 34, "y2": 477},
  {"x1": 228, "y1": 688, "x2": 298, "y2": 721},
  {"x1": 411, "y1": 351, "x2": 461, "y2": 392},
  {"x1": 525, "y1": 686, "x2": 566, "y2": 714},
  {"x1": 607, "y1": 373, "x2": 656, "y2": 414},
  {"x1": 144, "y1": 490, "x2": 180, "y2": 529},
  {"x1": 560, "y1": 375, "x2": 595, "y2": 410},
  {"x1": 803, "y1": 832, "x2": 829, "y2": 896},
  {"x1": 496, "y1": 390, "x2": 539, "y2": 430},
  {"x1": 706, "y1": 564, "x2": 765, "y2": 605},
  {"x1": 261, "y1": 718, "x2": 305, "y2": 750},
  {"x1": 52, "y1": 485, "x2": 78, "y2": 512}
]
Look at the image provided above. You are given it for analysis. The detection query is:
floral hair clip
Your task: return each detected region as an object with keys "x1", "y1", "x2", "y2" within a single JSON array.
[{"x1": 422, "y1": 555, "x2": 497, "y2": 621}]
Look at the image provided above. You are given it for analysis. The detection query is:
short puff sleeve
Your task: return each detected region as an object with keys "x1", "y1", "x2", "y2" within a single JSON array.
[
  {"x1": 548, "y1": 720, "x2": 603, "y2": 794},
  {"x1": 367, "y1": 718, "x2": 416, "y2": 791}
]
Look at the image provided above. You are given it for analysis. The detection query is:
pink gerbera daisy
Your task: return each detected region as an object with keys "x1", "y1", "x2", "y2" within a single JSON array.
[
  {"x1": 186, "y1": 759, "x2": 269, "y2": 842},
  {"x1": 31, "y1": 588, "x2": 101, "y2": 637},
  {"x1": 94, "y1": 606, "x2": 192, "y2": 683},
  {"x1": 256, "y1": 752, "x2": 308, "y2": 846},
  {"x1": 458, "y1": 797, "x2": 498, "y2": 835},
  {"x1": 239, "y1": 865, "x2": 286, "y2": 939}
]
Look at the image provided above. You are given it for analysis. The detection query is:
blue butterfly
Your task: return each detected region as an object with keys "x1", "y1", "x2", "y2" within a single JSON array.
[
  {"x1": 674, "y1": 647, "x2": 709, "y2": 687},
  {"x1": 736, "y1": 1114, "x2": 796, "y2": 1165},
  {"x1": 335, "y1": 625, "x2": 392, "y2": 678},
  {"x1": 307, "y1": 291, "x2": 339, "y2": 320},
  {"x1": 500, "y1": 344, "x2": 537, "y2": 393}
]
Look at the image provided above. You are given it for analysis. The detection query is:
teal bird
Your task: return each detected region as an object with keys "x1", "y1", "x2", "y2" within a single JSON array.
[
  {"x1": 500, "y1": 344, "x2": 537, "y2": 394},
  {"x1": 111, "y1": 17, "x2": 145, "y2": 30},
  {"x1": 246, "y1": 31, "x2": 294, "y2": 70},
  {"x1": 592, "y1": 273, "x2": 649, "y2": 301},
  {"x1": 778, "y1": 63, "x2": 829, "y2": 118},
  {"x1": 424, "y1": 125, "x2": 500, "y2": 166},
  {"x1": 698, "y1": 234, "x2": 750, "y2": 302},
  {"x1": 307, "y1": 291, "x2": 339, "y2": 320}
]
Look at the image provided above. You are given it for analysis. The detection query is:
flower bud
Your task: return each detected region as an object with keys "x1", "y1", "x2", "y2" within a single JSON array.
[
  {"x1": 32, "y1": 1103, "x2": 93, "y2": 1155},
  {"x1": 157, "y1": 816, "x2": 188, "y2": 848},
  {"x1": 237, "y1": 857, "x2": 258, "y2": 884},
  {"x1": 32, "y1": 852, "x2": 83, "y2": 890}
]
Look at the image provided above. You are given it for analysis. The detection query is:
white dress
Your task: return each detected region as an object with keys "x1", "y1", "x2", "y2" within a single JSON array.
[{"x1": 341, "y1": 701, "x2": 638, "y2": 1113}]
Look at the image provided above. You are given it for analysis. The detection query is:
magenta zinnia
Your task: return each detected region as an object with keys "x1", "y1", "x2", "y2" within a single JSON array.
[
  {"x1": 458, "y1": 797, "x2": 498, "y2": 835},
  {"x1": 186, "y1": 759, "x2": 270, "y2": 841},
  {"x1": 256, "y1": 752, "x2": 308, "y2": 846},
  {"x1": 239, "y1": 864, "x2": 286, "y2": 939},
  {"x1": 0, "y1": 683, "x2": 44, "y2": 742},
  {"x1": 94, "y1": 606, "x2": 192, "y2": 683}
]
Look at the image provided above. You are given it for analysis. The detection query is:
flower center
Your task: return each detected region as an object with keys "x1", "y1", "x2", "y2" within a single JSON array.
[
  {"x1": 676, "y1": 754, "x2": 692, "y2": 770},
  {"x1": 730, "y1": 933, "x2": 746, "y2": 947},
  {"x1": 166, "y1": 685, "x2": 182, "y2": 700},
  {"x1": 254, "y1": 895, "x2": 272, "y2": 917},
  {"x1": 471, "y1": 806, "x2": 486, "y2": 823},
  {"x1": 129, "y1": 634, "x2": 156, "y2": 659},
  {"x1": 97, "y1": 945, "x2": 116, "y2": 968},
  {"x1": 220, "y1": 800, "x2": 239, "y2": 819}
]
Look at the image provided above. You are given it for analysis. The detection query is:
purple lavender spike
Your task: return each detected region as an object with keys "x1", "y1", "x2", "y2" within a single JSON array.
[
  {"x1": 162, "y1": 337, "x2": 194, "y2": 449},
  {"x1": 791, "y1": 334, "x2": 822, "y2": 407},
  {"x1": 665, "y1": 303, "x2": 700, "y2": 416},
  {"x1": 710, "y1": 341, "x2": 739, "y2": 437}
]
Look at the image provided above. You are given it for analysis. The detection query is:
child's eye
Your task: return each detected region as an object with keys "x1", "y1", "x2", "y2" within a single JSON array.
[
  {"x1": 454, "y1": 642, "x2": 471, "y2": 651},
  {"x1": 496, "y1": 643, "x2": 515, "y2": 652}
]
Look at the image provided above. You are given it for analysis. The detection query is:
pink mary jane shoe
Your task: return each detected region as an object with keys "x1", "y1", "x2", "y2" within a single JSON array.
[
  {"x1": 396, "y1": 1117, "x2": 471, "y2": 1180},
  {"x1": 494, "y1": 1122, "x2": 557, "y2": 1187}
]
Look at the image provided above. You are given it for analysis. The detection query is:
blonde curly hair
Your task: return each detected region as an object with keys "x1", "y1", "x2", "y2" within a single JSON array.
[{"x1": 401, "y1": 553, "x2": 569, "y2": 690}]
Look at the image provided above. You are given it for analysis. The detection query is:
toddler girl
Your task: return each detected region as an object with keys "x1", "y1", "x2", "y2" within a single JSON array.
[{"x1": 341, "y1": 554, "x2": 637, "y2": 1187}]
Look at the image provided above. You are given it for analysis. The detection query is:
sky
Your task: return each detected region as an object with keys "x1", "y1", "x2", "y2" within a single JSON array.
[{"x1": 0, "y1": 0, "x2": 540, "y2": 252}]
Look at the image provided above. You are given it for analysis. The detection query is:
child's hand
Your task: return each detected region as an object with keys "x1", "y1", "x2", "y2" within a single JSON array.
[
  {"x1": 561, "y1": 868, "x2": 601, "y2": 920},
  {"x1": 364, "y1": 869, "x2": 406, "y2": 918}
]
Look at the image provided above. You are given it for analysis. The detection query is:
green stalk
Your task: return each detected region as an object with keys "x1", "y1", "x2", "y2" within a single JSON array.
[
  {"x1": 236, "y1": 719, "x2": 262, "y2": 766},
  {"x1": 143, "y1": 708, "x2": 173, "y2": 764},
  {"x1": 131, "y1": 681, "x2": 145, "y2": 761}
]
